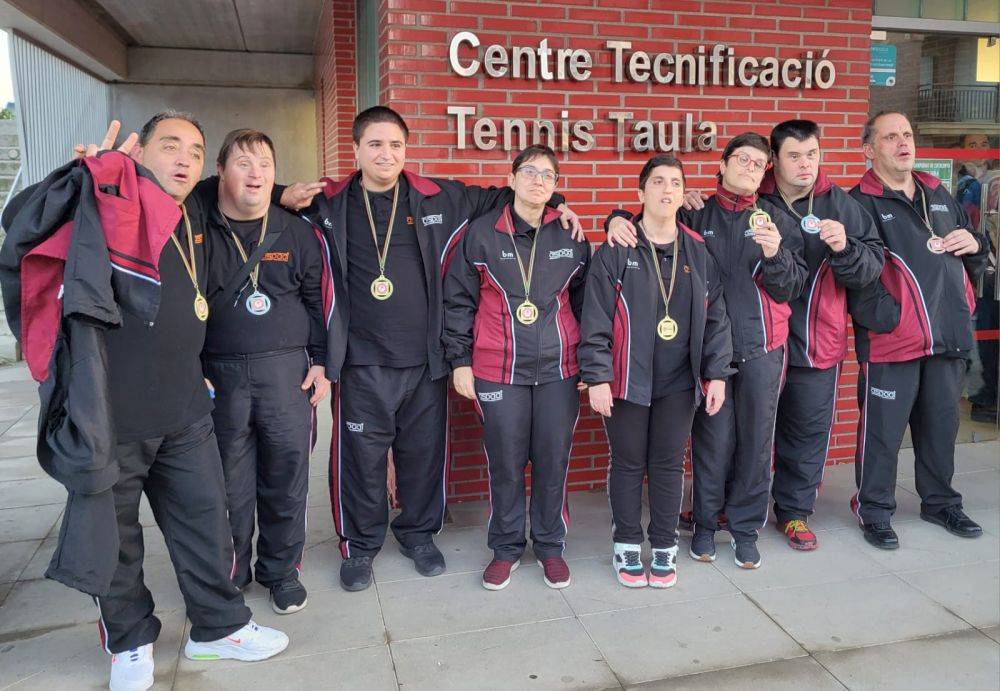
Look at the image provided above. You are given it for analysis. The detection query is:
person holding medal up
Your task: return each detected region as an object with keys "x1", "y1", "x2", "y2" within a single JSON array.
[
  {"x1": 606, "y1": 132, "x2": 806, "y2": 569},
  {"x1": 846, "y1": 111, "x2": 989, "y2": 549},
  {"x1": 579, "y1": 155, "x2": 734, "y2": 589},
  {"x1": 753, "y1": 120, "x2": 884, "y2": 551},
  {"x1": 443, "y1": 144, "x2": 590, "y2": 591},
  {"x1": 196, "y1": 129, "x2": 332, "y2": 614}
]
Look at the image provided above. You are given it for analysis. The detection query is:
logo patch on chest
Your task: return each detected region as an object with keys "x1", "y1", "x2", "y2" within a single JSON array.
[
  {"x1": 549, "y1": 248, "x2": 574, "y2": 260},
  {"x1": 930, "y1": 203, "x2": 949, "y2": 213},
  {"x1": 880, "y1": 213, "x2": 895, "y2": 222},
  {"x1": 626, "y1": 258, "x2": 640, "y2": 270},
  {"x1": 262, "y1": 251, "x2": 290, "y2": 262},
  {"x1": 703, "y1": 229, "x2": 715, "y2": 237},
  {"x1": 500, "y1": 250, "x2": 514, "y2": 260},
  {"x1": 346, "y1": 421, "x2": 364, "y2": 432},
  {"x1": 422, "y1": 214, "x2": 443, "y2": 226}
]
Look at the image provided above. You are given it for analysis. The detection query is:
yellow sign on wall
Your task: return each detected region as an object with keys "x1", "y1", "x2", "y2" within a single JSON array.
[{"x1": 977, "y1": 39, "x2": 999, "y2": 83}]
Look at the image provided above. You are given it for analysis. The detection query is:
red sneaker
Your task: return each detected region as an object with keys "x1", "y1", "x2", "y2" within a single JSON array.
[
  {"x1": 539, "y1": 557, "x2": 571, "y2": 589},
  {"x1": 482, "y1": 558, "x2": 519, "y2": 591},
  {"x1": 777, "y1": 519, "x2": 818, "y2": 551}
]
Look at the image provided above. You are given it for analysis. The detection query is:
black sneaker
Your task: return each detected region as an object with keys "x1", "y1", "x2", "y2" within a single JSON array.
[
  {"x1": 340, "y1": 556, "x2": 373, "y2": 591},
  {"x1": 731, "y1": 539, "x2": 761, "y2": 569},
  {"x1": 921, "y1": 506, "x2": 983, "y2": 538},
  {"x1": 862, "y1": 522, "x2": 899, "y2": 550},
  {"x1": 270, "y1": 578, "x2": 308, "y2": 614},
  {"x1": 399, "y1": 542, "x2": 446, "y2": 577},
  {"x1": 689, "y1": 526, "x2": 716, "y2": 562}
]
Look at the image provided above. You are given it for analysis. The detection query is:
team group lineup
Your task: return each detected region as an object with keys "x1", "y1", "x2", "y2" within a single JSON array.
[{"x1": 0, "y1": 103, "x2": 990, "y2": 691}]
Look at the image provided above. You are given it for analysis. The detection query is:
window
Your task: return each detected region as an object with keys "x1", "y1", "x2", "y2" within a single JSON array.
[{"x1": 356, "y1": 0, "x2": 379, "y2": 111}]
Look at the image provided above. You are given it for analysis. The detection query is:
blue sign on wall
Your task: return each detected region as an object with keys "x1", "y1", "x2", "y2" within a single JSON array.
[{"x1": 871, "y1": 44, "x2": 897, "y2": 87}]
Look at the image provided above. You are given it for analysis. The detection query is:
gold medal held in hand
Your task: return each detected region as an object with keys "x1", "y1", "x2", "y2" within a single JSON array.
[
  {"x1": 749, "y1": 208, "x2": 771, "y2": 230},
  {"x1": 516, "y1": 299, "x2": 538, "y2": 325},
  {"x1": 371, "y1": 274, "x2": 394, "y2": 300}
]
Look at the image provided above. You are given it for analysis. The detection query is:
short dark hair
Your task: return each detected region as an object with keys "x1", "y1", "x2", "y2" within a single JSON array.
[
  {"x1": 862, "y1": 110, "x2": 910, "y2": 146},
  {"x1": 639, "y1": 155, "x2": 686, "y2": 190},
  {"x1": 216, "y1": 128, "x2": 276, "y2": 168},
  {"x1": 770, "y1": 119, "x2": 821, "y2": 156},
  {"x1": 512, "y1": 144, "x2": 559, "y2": 177},
  {"x1": 722, "y1": 132, "x2": 771, "y2": 161},
  {"x1": 352, "y1": 105, "x2": 409, "y2": 143},
  {"x1": 138, "y1": 110, "x2": 205, "y2": 147}
]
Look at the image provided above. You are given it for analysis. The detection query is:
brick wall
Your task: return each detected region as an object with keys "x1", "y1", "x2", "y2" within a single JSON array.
[
  {"x1": 314, "y1": 0, "x2": 358, "y2": 178},
  {"x1": 317, "y1": 0, "x2": 873, "y2": 502}
]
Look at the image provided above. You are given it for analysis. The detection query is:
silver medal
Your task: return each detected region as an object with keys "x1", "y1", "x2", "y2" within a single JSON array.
[
  {"x1": 801, "y1": 214, "x2": 821, "y2": 234},
  {"x1": 246, "y1": 290, "x2": 272, "y2": 316}
]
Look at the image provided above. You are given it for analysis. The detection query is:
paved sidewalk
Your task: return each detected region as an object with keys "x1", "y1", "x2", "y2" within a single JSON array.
[{"x1": 0, "y1": 359, "x2": 997, "y2": 690}]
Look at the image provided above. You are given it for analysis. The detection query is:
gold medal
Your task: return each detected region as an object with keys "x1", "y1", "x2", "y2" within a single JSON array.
[
  {"x1": 516, "y1": 300, "x2": 538, "y2": 325},
  {"x1": 749, "y1": 208, "x2": 771, "y2": 230},
  {"x1": 361, "y1": 181, "x2": 400, "y2": 301},
  {"x1": 657, "y1": 316, "x2": 678, "y2": 341},
  {"x1": 926, "y1": 236, "x2": 946, "y2": 254},
  {"x1": 371, "y1": 275, "x2": 394, "y2": 300},
  {"x1": 194, "y1": 293, "x2": 210, "y2": 322}
]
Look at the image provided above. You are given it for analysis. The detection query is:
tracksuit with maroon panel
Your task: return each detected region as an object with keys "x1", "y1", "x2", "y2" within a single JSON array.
[
  {"x1": 848, "y1": 170, "x2": 990, "y2": 525},
  {"x1": 756, "y1": 170, "x2": 884, "y2": 525},
  {"x1": 282, "y1": 171, "x2": 567, "y2": 559},
  {"x1": 443, "y1": 204, "x2": 590, "y2": 561},
  {"x1": 677, "y1": 187, "x2": 807, "y2": 542},
  {"x1": 578, "y1": 221, "x2": 734, "y2": 549},
  {"x1": 195, "y1": 180, "x2": 333, "y2": 590}
]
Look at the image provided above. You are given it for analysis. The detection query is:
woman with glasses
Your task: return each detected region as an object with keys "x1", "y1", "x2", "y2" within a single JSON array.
[
  {"x1": 443, "y1": 144, "x2": 590, "y2": 591},
  {"x1": 579, "y1": 155, "x2": 733, "y2": 588}
]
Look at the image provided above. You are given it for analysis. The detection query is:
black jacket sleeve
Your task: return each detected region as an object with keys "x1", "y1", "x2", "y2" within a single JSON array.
[
  {"x1": 826, "y1": 193, "x2": 885, "y2": 290},
  {"x1": 441, "y1": 230, "x2": 481, "y2": 369},
  {"x1": 569, "y1": 241, "x2": 592, "y2": 323},
  {"x1": 761, "y1": 210, "x2": 808, "y2": 303},
  {"x1": 701, "y1": 254, "x2": 735, "y2": 381},
  {"x1": 847, "y1": 275, "x2": 901, "y2": 334},
  {"x1": 577, "y1": 244, "x2": 619, "y2": 386},
  {"x1": 297, "y1": 223, "x2": 328, "y2": 362}
]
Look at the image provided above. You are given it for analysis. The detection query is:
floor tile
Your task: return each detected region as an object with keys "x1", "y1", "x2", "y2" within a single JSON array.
[
  {"x1": 814, "y1": 628, "x2": 1000, "y2": 690},
  {"x1": 0, "y1": 477, "x2": 65, "y2": 509},
  {"x1": 748, "y1": 574, "x2": 970, "y2": 652},
  {"x1": 0, "y1": 577, "x2": 102, "y2": 636},
  {"x1": 836, "y1": 517, "x2": 1000, "y2": 573},
  {"x1": 0, "y1": 540, "x2": 39, "y2": 583},
  {"x1": 628, "y1": 656, "x2": 844, "y2": 690},
  {"x1": 378, "y1": 566, "x2": 574, "y2": 641},
  {"x1": 581, "y1": 593, "x2": 804, "y2": 684},
  {"x1": 0, "y1": 504, "x2": 63, "y2": 542},
  {"x1": 392, "y1": 617, "x2": 619, "y2": 690},
  {"x1": 898, "y1": 560, "x2": 1000, "y2": 628}
]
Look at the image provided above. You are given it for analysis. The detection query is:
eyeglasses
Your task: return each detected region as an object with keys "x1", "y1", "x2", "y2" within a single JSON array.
[
  {"x1": 516, "y1": 166, "x2": 559, "y2": 184},
  {"x1": 728, "y1": 152, "x2": 768, "y2": 173}
]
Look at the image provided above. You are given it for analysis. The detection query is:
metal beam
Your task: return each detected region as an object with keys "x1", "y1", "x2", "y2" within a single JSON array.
[
  {"x1": 0, "y1": 0, "x2": 126, "y2": 79},
  {"x1": 123, "y1": 47, "x2": 314, "y2": 89},
  {"x1": 872, "y1": 15, "x2": 1000, "y2": 37}
]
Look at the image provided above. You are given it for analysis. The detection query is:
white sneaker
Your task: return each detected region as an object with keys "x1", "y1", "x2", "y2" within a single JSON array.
[
  {"x1": 109, "y1": 643, "x2": 154, "y2": 691},
  {"x1": 612, "y1": 542, "x2": 648, "y2": 587},
  {"x1": 183, "y1": 621, "x2": 289, "y2": 662}
]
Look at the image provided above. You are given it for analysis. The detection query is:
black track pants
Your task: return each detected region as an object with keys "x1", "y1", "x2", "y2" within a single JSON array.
[
  {"x1": 96, "y1": 415, "x2": 251, "y2": 653},
  {"x1": 691, "y1": 346, "x2": 786, "y2": 541},
  {"x1": 330, "y1": 365, "x2": 448, "y2": 558},
  {"x1": 205, "y1": 348, "x2": 314, "y2": 588},
  {"x1": 853, "y1": 356, "x2": 964, "y2": 525},
  {"x1": 772, "y1": 364, "x2": 840, "y2": 523},
  {"x1": 603, "y1": 389, "x2": 696, "y2": 548},
  {"x1": 473, "y1": 376, "x2": 580, "y2": 561}
]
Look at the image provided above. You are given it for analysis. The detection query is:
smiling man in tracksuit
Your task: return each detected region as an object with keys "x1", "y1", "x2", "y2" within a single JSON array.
[
  {"x1": 848, "y1": 111, "x2": 989, "y2": 549},
  {"x1": 607, "y1": 132, "x2": 808, "y2": 569},
  {"x1": 272, "y1": 106, "x2": 583, "y2": 591},
  {"x1": 757, "y1": 120, "x2": 884, "y2": 551}
]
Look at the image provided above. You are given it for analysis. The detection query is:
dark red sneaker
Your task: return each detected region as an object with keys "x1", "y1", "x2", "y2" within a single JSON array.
[
  {"x1": 482, "y1": 558, "x2": 519, "y2": 591},
  {"x1": 540, "y1": 557, "x2": 571, "y2": 589},
  {"x1": 777, "y1": 519, "x2": 818, "y2": 551}
]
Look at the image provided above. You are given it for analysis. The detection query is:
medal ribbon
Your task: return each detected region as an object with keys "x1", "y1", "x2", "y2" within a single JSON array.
[
  {"x1": 777, "y1": 184, "x2": 814, "y2": 221},
  {"x1": 640, "y1": 220, "x2": 681, "y2": 326},
  {"x1": 503, "y1": 206, "x2": 541, "y2": 302},
  {"x1": 361, "y1": 182, "x2": 400, "y2": 278},
  {"x1": 171, "y1": 206, "x2": 205, "y2": 303},
  {"x1": 220, "y1": 208, "x2": 269, "y2": 294}
]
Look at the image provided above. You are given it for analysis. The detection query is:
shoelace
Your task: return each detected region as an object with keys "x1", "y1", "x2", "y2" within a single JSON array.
[
  {"x1": 275, "y1": 580, "x2": 302, "y2": 593},
  {"x1": 871, "y1": 522, "x2": 892, "y2": 531},
  {"x1": 785, "y1": 519, "x2": 809, "y2": 534},
  {"x1": 652, "y1": 550, "x2": 675, "y2": 568},
  {"x1": 623, "y1": 551, "x2": 641, "y2": 568},
  {"x1": 345, "y1": 556, "x2": 372, "y2": 567}
]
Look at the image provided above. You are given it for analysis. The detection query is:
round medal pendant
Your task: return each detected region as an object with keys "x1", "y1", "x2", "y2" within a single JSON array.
[
  {"x1": 749, "y1": 209, "x2": 772, "y2": 231},
  {"x1": 656, "y1": 316, "x2": 678, "y2": 341},
  {"x1": 801, "y1": 214, "x2": 822, "y2": 234},
  {"x1": 194, "y1": 294, "x2": 210, "y2": 322},
  {"x1": 370, "y1": 275, "x2": 394, "y2": 300},
  {"x1": 516, "y1": 300, "x2": 539, "y2": 325},
  {"x1": 926, "y1": 236, "x2": 946, "y2": 254},
  {"x1": 246, "y1": 290, "x2": 272, "y2": 316}
]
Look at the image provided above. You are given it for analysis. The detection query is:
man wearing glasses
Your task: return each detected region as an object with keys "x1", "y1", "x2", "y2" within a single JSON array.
[{"x1": 606, "y1": 132, "x2": 807, "y2": 570}]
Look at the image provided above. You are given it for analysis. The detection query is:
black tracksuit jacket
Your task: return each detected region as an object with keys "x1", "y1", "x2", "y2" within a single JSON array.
[
  {"x1": 847, "y1": 169, "x2": 990, "y2": 363},
  {"x1": 578, "y1": 220, "x2": 735, "y2": 407}
]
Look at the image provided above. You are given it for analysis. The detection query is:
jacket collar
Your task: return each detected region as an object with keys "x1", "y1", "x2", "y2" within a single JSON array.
[
  {"x1": 494, "y1": 203, "x2": 562, "y2": 233},
  {"x1": 323, "y1": 169, "x2": 441, "y2": 199},
  {"x1": 858, "y1": 167, "x2": 942, "y2": 197},
  {"x1": 758, "y1": 168, "x2": 834, "y2": 197},
  {"x1": 713, "y1": 182, "x2": 757, "y2": 212}
]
